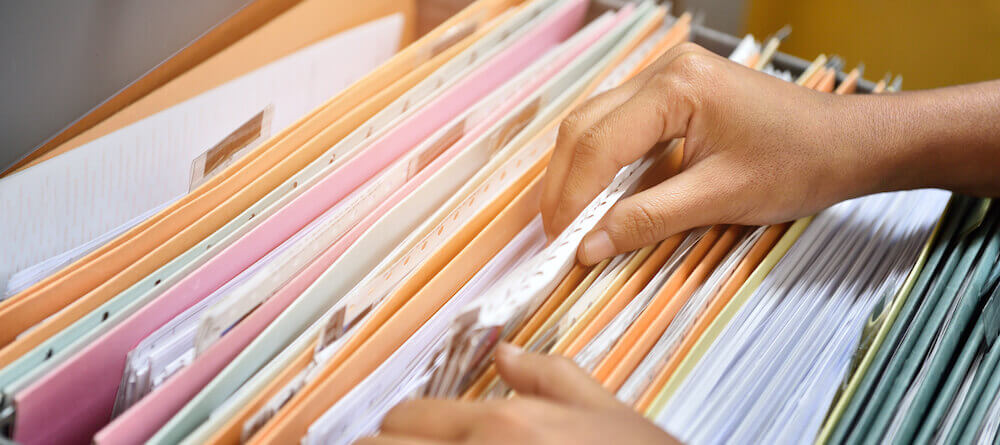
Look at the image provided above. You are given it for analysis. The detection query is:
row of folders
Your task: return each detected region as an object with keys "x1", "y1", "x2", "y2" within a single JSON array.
[{"x1": 0, "y1": 0, "x2": 997, "y2": 444}]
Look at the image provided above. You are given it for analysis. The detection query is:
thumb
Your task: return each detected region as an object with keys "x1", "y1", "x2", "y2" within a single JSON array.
[
  {"x1": 577, "y1": 163, "x2": 738, "y2": 265},
  {"x1": 494, "y1": 342, "x2": 622, "y2": 410}
]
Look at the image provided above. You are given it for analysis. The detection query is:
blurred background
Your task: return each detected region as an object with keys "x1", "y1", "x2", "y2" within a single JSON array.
[{"x1": 2, "y1": 0, "x2": 998, "y2": 171}]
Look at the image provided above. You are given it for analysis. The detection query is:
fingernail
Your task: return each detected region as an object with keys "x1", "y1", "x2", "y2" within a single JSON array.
[
  {"x1": 496, "y1": 342, "x2": 522, "y2": 361},
  {"x1": 579, "y1": 230, "x2": 615, "y2": 265}
]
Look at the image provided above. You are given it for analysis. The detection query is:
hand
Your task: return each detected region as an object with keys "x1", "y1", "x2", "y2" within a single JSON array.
[
  {"x1": 541, "y1": 42, "x2": 884, "y2": 265},
  {"x1": 356, "y1": 343, "x2": 681, "y2": 445}
]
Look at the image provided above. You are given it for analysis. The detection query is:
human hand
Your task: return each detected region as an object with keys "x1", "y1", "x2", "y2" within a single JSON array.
[
  {"x1": 355, "y1": 342, "x2": 681, "y2": 445},
  {"x1": 541, "y1": 42, "x2": 882, "y2": 265}
]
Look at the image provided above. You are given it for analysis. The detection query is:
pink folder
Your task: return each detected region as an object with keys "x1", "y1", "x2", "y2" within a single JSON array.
[
  {"x1": 13, "y1": 3, "x2": 587, "y2": 443},
  {"x1": 91, "y1": 5, "x2": 609, "y2": 444}
]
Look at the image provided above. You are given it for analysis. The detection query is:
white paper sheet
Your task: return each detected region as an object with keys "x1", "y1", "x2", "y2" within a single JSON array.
[{"x1": 0, "y1": 14, "x2": 404, "y2": 291}]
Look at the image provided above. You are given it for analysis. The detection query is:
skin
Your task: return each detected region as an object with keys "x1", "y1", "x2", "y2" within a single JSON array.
[
  {"x1": 359, "y1": 43, "x2": 1000, "y2": 444},
  {"x1": 358, "y1": 342, "x2": 680, "y2": 445},
  {"x1": 542, "y1": 42, "x2": 1000, "y2": 265}
]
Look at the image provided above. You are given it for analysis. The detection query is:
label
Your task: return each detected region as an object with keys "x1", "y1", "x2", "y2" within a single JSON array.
[{"x1": 189, "y1": 106, "x2": 271, "y2": 192}]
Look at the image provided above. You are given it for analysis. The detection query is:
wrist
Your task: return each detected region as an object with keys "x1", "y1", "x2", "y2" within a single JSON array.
[
  {"x1": 824, "y1": 92, "x2": 935, "y2": 197},
  {"x1": 833, "y1": 82, "x2": 1000, "y2": 198}
]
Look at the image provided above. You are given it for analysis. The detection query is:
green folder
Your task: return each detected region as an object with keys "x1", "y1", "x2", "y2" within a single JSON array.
[
  {"x1": 941, "y1": 267, "x2": 1000, "y2": 444},
  {"x1": 896, "y1": 212, "x2": 1000, "y2": 443},
  {"x1": 825, "y1": 196, "x2": 977, "y2": 443},
  {"x1": 817, "y1": 195, "x2": 968, "y2": 444},
  {"x1": 858, "y1": 205, "x2": 998, "y2": 444},
  {"x1": 844, "y1": 199, "x2": 995, "y2": 444}
]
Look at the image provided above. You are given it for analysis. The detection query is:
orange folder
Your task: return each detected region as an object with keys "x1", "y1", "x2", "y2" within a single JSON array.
[
  {"x1": 0, "y1": 0, "x2": 514, "y2": 365},
  {"x1": 585, "y1": 225, "x2": 723, "y2": 383},
  {"x1": 519, "y1": 258, "x2": 614, "y2": 349},
  {"x1": 594, "y1": 225, "x2": 741, "y2": 391},
  {"x1": 835, "y1": 66, "x2": 862, "y2": 95},
  {"x1": 561, "y1": 234, "x2": 682, "y2": 357},
  {"x1": 513, "y1": 264, "x2": 594, "y2": 351},
  {"x1": 805, "y1": 66, "x2": 831, "y2": 90},
  {"x1": 461, "y1": 262, "x2": 601, "y2": 400},
  {"x1": 633, "y1": 222, "x2": 788, "y2": 410},
  {"x1": 816, "y1": 67, "x2": 838, "y2": 93},
  {"x1": 547, "y1": 247, "x2": 653, "y2": 353}
]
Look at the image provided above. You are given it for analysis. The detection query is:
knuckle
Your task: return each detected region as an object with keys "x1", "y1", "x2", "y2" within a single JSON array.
[
  {"x1": 670, "y1": 47, "x2": 711, "y2": 76},
  {"x1": 574, "y1": 128, "x2": 606, "y2": 161},
  {"x1": 660, "y1": 52, "x2": 716, "y2": 104},
  {"x1": 558, "y1": 113, "x2": 588, "y2": 143},
  {"x1": 650, "y1": 70, "x2": 703, "y2": 122},
  {"x1": 651, "y1": 69, "x2": 682, "y2": 91},
  {"x1": 659, "y1": 42, "x2": 701, "y2": 67},
  {"x1": 651, "y1": 69, "x2": 696, "y2": 104},
  {"x1": 672, "y1": 41, "x2": 703, "y2": 55}
]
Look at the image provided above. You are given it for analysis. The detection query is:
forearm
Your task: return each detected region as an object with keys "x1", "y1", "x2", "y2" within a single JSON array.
[{"x1": 835, "y1": 80, "x2": 1000, "y2": 197}]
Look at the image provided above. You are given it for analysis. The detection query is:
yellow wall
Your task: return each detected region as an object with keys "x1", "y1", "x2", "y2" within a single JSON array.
[{"x1": 745, "y1": 0, "x2": 1000, "y2": 90}]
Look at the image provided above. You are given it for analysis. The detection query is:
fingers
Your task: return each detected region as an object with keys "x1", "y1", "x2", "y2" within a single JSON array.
[
  {"x1": 494, "y1": 342, "x2": 622, "y2": 410},
  {"x1": 542, "y1": 84, "x2": 642, "y2": 238},
  {"x1": 577, "y1": 162, "x2": 741, "y2": 265},
  {"x1": 542, "y1": 44, "x2": 716, "y2": 239},
  {"x1": 381, "y1": 398, "x2": 484, "y2": 440},
  {"x1": 541, "y1": 43, "x2": 704, "y2": 239},
  {"x1": 551, "y1": 83, "x2": 697, "y2": 235},
  {"x1": 354, "y1": 435, "x2": 447, "y2": 445}
]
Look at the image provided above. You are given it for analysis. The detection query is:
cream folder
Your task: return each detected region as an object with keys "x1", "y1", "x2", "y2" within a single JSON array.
[
  {"x1": 1, "y1": 0, "x2": 299, "y2": 176},
  {"x1": 0, "y1": 0, "x2": 448, "y2": 360},
  {"x1": 0, "y1": 14, "x2": 404, "y2": 300},
  {"x1": 11, "y1": 0, "x2": 417, "y2": 174}
]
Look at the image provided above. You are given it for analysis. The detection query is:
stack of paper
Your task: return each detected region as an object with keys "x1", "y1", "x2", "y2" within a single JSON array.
[{"x1": 0, "y1": 1, "x2": 979, "y2": 444}]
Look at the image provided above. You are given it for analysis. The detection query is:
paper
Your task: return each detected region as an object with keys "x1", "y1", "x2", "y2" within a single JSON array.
[
  {"x1": 9, "y1": 14, "x2": 414, "y2": 445},
  {"x1": 11, "y1": 0, "x2": 419, "y2": 174},
  {"x1": 2, "y1": 197, "x2": 179, "y2": 302},
  {"x1": 659, "y1": 190, "x2": 949, "y2": 444},
  {"x1": 0, "y1": 14, "x2": 403, "y2": 300}
]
